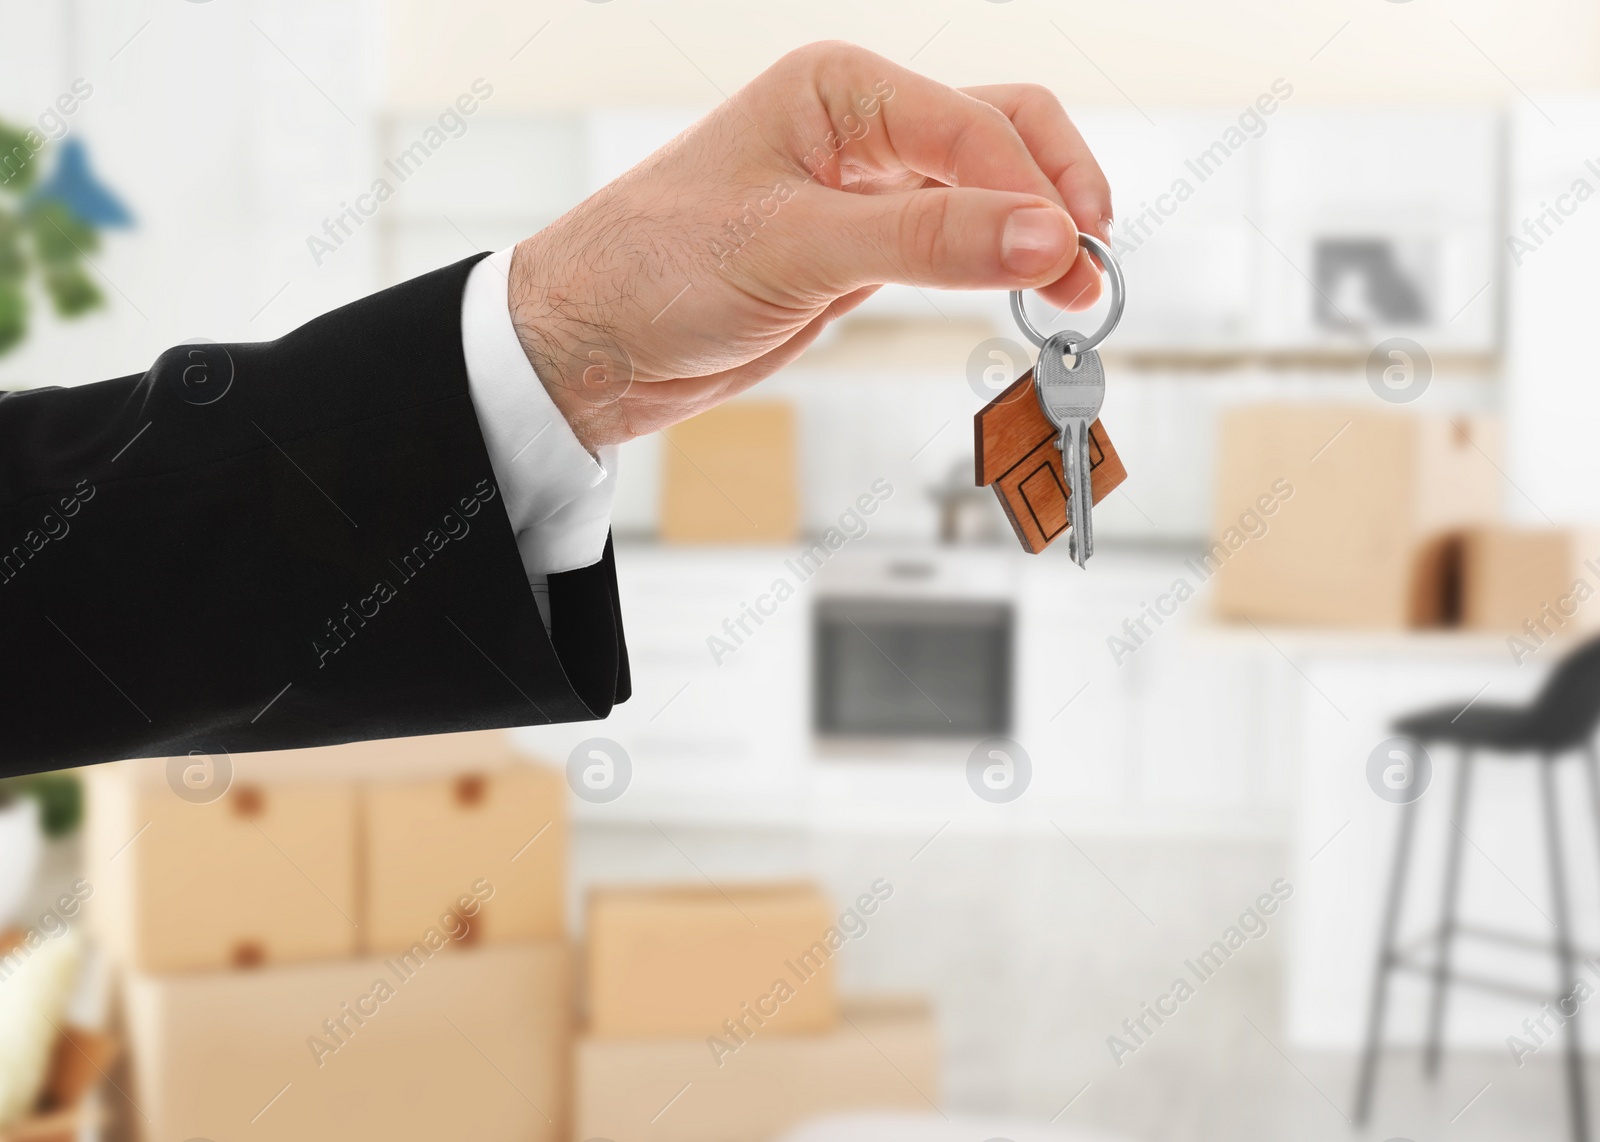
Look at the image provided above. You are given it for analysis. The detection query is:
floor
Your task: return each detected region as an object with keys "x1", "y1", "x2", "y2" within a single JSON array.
[
  {"x1": 574, "y1": 821, "x2": 1583, "y2": 1141},
  {"x1": 31, "y1": 813, "x2": 1585, "y2": 1140}
]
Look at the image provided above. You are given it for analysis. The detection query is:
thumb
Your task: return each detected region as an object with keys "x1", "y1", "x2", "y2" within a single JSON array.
[{"x1": 807, "y1": 187, "x2": 1082, "y2": 294}]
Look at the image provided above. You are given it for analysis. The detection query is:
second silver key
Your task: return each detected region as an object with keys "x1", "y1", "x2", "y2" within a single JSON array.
[{"x1": 1033, "y1": 330, "x2": 1106, "y2": 568}]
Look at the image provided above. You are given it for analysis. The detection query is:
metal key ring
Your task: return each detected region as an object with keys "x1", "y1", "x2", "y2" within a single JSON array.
[{"x1": 1009, "y1": 232, "x2": 1125, "y2": 355}]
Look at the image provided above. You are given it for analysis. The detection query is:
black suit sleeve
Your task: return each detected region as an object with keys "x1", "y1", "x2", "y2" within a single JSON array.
[{"x1": 0, "y1": 253, "x2": 630, "y2": 776}]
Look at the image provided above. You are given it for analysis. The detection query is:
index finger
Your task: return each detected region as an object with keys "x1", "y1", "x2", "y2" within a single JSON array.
[
  {"x1": 964, "y1": 84, "x2": 1114, "y2": 312},
  {"x1": 769, "y1": 44, "x2": 1069, "y2": 205},
  {"x1": 752, "y1": 44, "x2": 1105, "y2": 307},
  {"x1": 963, "y1": 83, "x2": 1114, "y2": 244}
]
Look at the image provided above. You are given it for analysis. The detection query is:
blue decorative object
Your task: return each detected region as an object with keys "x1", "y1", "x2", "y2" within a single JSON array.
[{"x1": 30, "y1": 138, "x2": 132, "y2": 228}]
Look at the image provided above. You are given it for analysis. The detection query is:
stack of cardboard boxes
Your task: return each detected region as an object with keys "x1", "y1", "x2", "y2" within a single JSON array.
[
  {"x1": 1453, "y1": 526, "x2": 1600, "y2": 642},
  {"x1": 575, "y1": 883, "x2": 938, "y2": 1142},
  {"x1": 1209, "y1": 405, "x2": 1600, "y2": 646},
  {"x1": 83, "y1": 731, "x2": 570, "y2": 1142},
  {"x1": 660, "y1": 401, "x2": 800, "y2": 544},
  {"x1": 84, "y1": 732, "x2": 940, "y2": 1142},
  {"x1": 0, "y1": 1022, "x2": 118, "y2": 1142},
  {"x1": 1210, "y1": 405, "x2": 1502, "y2": 628}
]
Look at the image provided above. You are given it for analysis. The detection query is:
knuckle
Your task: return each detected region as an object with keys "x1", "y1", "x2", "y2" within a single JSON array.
[
  {"x1": 972, "y1": 102, "x2": 1016, "y2": 142},
  {"x1": 782, "y1": 39, "x2": 857, "y2": 75},
  {"x1": 1018, "y1": 82, "x2": 1064, "y2": 114}
]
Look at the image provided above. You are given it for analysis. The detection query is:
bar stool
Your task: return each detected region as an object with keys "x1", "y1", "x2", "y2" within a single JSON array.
[{"x1": 1353, "y1": 635, "x2": 1600, "y2": 1142}]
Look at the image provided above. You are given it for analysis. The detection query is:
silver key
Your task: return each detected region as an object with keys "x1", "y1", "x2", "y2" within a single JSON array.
[{"x1": 1033, "y1": 330, "x2": 1105, "y2": 568}]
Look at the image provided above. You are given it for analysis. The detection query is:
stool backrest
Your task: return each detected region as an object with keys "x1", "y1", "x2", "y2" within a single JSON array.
[{"x1": 1534, "y1": 634, "x2": 1600, "y2": 746}]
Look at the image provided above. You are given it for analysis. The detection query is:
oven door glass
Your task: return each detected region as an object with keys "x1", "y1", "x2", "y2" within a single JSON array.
[{"x1": 812, "y1": 598, "x2": 1013, "y2": 738}]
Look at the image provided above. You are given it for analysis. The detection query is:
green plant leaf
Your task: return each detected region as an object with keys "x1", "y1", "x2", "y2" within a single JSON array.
[
  {"x1": 0, "y1": 279, "x2": 26, "y2": 356},
  {"x1": 0, "y1": 211, "x2": 24, "y2": 284},
  {"x1": 0, "y1": 120, "x2": 42, "y2": 195},
  {"x1": 27, "y1": 200, "x2": 99, "y2": 265},
  {"x1": 44, "y1": 263, "x2": 101, "y2": 317},
  {"x1": 20, "y1": 774, "x2": 83, "y2": 838}
]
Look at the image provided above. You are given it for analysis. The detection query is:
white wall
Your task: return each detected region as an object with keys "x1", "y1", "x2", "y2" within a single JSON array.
[
  {"x1": 1505, "y1": 100, "x2": 1600, "y2": 525},
  {"x1": 0, "y1": 0, "x2": 382, "y2": 389},
  {"x1": 385, "y1": 0, "x2": 1600, "y2": 111}
]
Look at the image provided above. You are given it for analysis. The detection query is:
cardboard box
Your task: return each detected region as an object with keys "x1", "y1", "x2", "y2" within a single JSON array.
[
  {"x1": 660, "y1": 401, "x2": 799, "y2": 543},
  {"x1": 121, "y1": 943, "x2": 570, "y2": 1142},
  {"x1": 587, "y1": 883, "x2": 840, "y2": 1038},
  {"x1": 84, "y1": 767, "x2": 358, "y2": 972},
  {"x1": 363, "y1": 765, "x2": 566, "y2": 955},
  {"x1": 573, "y1": 998, "x2": 938, "y2": 1142},
  {"x1": 1458, "y1": 526, "x2": 1600, "y2": 635},
  {"x1": 0, "y1": 1027, "x2": 119, "y2": 1142},
  {"x1": 1209, "y1": 406, "x2": 1502, "y2": 627}
]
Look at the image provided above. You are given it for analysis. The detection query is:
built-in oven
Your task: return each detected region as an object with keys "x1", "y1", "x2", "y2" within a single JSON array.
[{"x1": 811, "y1": 550, "x2": 1015, "y2": 753}]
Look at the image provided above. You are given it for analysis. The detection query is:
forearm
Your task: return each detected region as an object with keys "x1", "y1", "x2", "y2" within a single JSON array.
[{"x1": 0, "y1": 255, "x2": 629, "y2": 775}]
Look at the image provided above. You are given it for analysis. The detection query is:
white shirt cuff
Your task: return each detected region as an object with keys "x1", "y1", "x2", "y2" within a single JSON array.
[{"x1": 459, "y1": 246, "x2": 618, "y2": 578}]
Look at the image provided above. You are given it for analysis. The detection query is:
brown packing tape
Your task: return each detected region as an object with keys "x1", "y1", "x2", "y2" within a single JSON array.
[
  {"x1": 81, "y1": 770, "x2": 361, "y2": 972},
  {"x1": 361, "y1": 765, "x2": 565, "y2": 956}
]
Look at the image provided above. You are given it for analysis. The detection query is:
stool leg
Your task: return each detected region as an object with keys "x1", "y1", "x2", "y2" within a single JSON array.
[
  {"x1": 1424, "y1": 748, "x2": 1475, "y2": 1078},
  {"x1": 1584, "y1": 742, "x2": 1600, "y2": 883},
  {"x1": 1354, "y1": 785, "x2": 1422, "y2": 1125},
  {"x1": 1543, "y1": 753, "x2": 1590, "y2": 1142}
]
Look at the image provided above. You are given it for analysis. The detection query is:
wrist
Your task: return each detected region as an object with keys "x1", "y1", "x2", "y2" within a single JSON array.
[{"x1": 507, "y1": 234, "x2": 632, "y2": 451}]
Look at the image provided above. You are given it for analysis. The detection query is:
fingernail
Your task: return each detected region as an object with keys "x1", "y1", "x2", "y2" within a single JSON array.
[
  {"x1": 1001, "y1": 207, "x2": 1071, "y2": 276},
  {"x1": 1100, "y1": 217, "x2": 1115, "y2": 244}
]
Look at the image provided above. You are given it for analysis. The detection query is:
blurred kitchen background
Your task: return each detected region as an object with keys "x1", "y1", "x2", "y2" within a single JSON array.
[{"x1": 7, "y1": 1, "x2": 1600, "y2": 1140}]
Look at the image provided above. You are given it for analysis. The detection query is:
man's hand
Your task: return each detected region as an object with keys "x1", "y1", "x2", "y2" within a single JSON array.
[{"x1": 508, "y1": 41, "x2": 1114, "y2": 450}]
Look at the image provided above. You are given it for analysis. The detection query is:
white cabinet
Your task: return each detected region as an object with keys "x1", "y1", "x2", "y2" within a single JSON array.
[
  {"x1": 514, "y1": 547, "x2": 809, "y2": 823},
  {"x1": 1015, "y1": 553, "x2": 1295, "y2": 829},
  {"x1": 542, "y1": 545, "x2": 1296, "y2": 834},
  {"x1": 1072, "y1": 109, "x2": 1264, "y2": 351}
]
